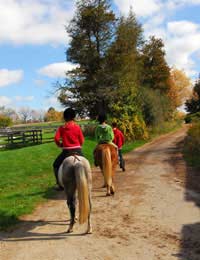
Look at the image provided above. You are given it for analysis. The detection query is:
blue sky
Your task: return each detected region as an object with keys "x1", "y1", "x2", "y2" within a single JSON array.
[{"x1": 0, "y1": 0, "x2": 200, "y2": 113}]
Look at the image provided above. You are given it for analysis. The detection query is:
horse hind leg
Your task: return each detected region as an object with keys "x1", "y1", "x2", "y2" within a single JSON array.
[
  {"x1": 86, "y1": 196, "x2": 92, "y2": 234},
  {"x1": 66, "y1": 196, "x2": 76, "y2": 233}
]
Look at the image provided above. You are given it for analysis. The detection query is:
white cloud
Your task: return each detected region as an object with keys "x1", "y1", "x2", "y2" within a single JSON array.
[
  {"x1": 0, "y1": 69, "x2": 23, "y2": 87},
  {"x1": 165, "y1": 21, "x2": 200, "y2": 76},
  {"x1": 14, "y1": 96, "x2": 34, "y2": 102},
  {"x1": 34, "y1": 79, "x2": 46, "y2": 87},
  {"x1": 0, "y1": 96, "x2": 12, "y2": 106},
  {"x1": 167, "y1": 21, "x2": 199, "y2": 36},
  {"x1": 0, "y1": 0, "x2": 75, "y2": 45},
  {"x1": 38, "y1": 62, "x2": 77, "y2": 78},
  {"x1": 113, "y1": 0, "x2": 161, "y2": 16},
  {"x1": 44, "y1": 96, "x2": 62, "y2": 111}
]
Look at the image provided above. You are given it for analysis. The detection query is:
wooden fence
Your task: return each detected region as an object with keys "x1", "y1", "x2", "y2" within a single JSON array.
[
  {"x1": 0, "y1": 123, "x2": 96, "y2": 149},
  {"x1": 0, "y1": 129, "x2": 42, "y2": 148}
]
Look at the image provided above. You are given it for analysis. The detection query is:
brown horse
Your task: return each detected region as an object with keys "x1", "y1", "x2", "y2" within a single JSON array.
[
  {"x1": 94, "y1": 143, "x2": 118, "y2": 196},
  {"x1": 58, "y1": 155, "x2": 92, "y2": 234}
]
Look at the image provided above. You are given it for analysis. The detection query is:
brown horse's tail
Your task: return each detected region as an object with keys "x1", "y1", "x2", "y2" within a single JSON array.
[
  {"x1": 102, "y1": 147, "x2": 112, "y2": 187},
  {"x1": 74, "y1": 163, "x2": 90, "y2": 224}
]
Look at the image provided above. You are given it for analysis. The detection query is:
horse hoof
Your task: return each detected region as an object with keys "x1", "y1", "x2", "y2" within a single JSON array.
[
  {"x1": 106, "y1": 193, "x2": 111, "y2": 196},
  {"x1": 67, "y1": 225, "x2": 73, "y2": 233},
  {"x1": 110, "y1": 186, "x2": 115, "y2": 195},
  {"x1": 86, "y1": 229, "x2": 93, "y2": 234}
]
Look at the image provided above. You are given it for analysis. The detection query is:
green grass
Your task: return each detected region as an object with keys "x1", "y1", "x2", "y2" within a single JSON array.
[
  {"x1": 0, "y1": 136, "x2": 145, "y2": 230},
  {"x1": 0, "y1": 119, "x2": 182, "y2": 230}
]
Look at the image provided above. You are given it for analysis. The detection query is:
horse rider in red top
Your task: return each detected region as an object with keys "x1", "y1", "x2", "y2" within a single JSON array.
[
  {"x1": 53, "y1": 108, "x2": 84, "y2": 190},
  {"x1": 112, "y1": 122, "x2": 125, "y2": 171}
]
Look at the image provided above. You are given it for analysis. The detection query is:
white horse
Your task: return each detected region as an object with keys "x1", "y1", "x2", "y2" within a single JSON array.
[{"x1": 58, "y1": 155, "x2": 92, "y2": 234}]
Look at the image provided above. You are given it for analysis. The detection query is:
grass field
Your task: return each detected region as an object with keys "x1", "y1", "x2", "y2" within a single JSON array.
[{"x1": 0, "y1": 136, "x2": 144, "y2": 230}]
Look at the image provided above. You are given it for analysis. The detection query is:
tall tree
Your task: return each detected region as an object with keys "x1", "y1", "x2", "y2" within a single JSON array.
[
  {"x1": 105, "y1": 10, "x2": 148, "y2": 140},
  {"x1": 141, "y1": 36, "x2": 170, "y2": 93},
  {"x1": 58, "y1": 0, "x2": 116, "y2": 117},
  {"x1": 139, "y1": 36, "x2": 175, "y2": 123}
]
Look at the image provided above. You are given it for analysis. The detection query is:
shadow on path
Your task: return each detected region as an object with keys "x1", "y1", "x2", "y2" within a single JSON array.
[{"x1": 165, "y1": 135, "x2": 200, "y2": 260}]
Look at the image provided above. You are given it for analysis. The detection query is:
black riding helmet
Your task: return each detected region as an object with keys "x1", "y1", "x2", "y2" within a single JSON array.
[
  {"x1": 97, "y1": 113, "x2": 107, "y2": 124},
  {"x1": 63, "y1": 108, "x2": 76, "y2": 121}
]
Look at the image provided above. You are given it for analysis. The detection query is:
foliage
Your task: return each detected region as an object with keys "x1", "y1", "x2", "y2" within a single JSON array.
[
  {"x1": 139, "y1": 87, "x2": 173, "y2": 126},
  {"x1": 185, "y1": 75, "x2": 200, "y2": 114},
  {"x1": 58, "y1": 0, "x2": 116, "y2": 117},
  {"x1": 105, "y1": 10, "x2": 148, "y2": 139},
  {"x1": 0, "y1": 114, "x2": 12, "y2": 128},
  {"x1": 56, "y1": 3, "x2": 190, "y2": 138},
  {"x1": 184, "y1": 111, "x2": 200, "y2": 123},
  {"x1": 141, "y1": 36, "x2": 171, "y2": 94},
  {"x1": 148, "y1": 119, "x2": 183, "y2": 138},
  {"x1": 44, "y1": 107, "x2": 63, "y2": 122},
  {"x1": 112, "y1": 105, "x2": 148, "y2": 140},
  {"x1": 168, "y1": 68, "x2": 191, "y2": 109},
  {"x1": 184, "y1": 122, "x2": 200, "y2": 167},
  {"x1": 107, "y1": 10, "x2": 143, "y2": 101}
]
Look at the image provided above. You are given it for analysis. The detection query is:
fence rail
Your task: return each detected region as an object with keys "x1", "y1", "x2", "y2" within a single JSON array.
[
  {"x1": 0, "y1": 129, "x2": 42, "y2": 148},
  {"x1": 0, "y1": 122, "x2": 96, "y2": 149}
]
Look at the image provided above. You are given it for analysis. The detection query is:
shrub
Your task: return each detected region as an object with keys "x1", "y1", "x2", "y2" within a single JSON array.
[
  {"x1": 113, "y1": 114, "x2": 149, "y2": 141},
  {"x1": 184, "y1": 112, "x2": 200, "y2": 124},
  {"x1": 0, "y1": 115, "x2": 12, "y2": 128},
  {"x1": 184, "y1": 122, "x2": 200, "y2": 166}
]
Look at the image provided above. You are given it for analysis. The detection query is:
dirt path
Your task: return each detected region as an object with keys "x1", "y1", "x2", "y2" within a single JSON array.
[{"x1": 1, "y1": 126, "x2": 200, "y2": 260}]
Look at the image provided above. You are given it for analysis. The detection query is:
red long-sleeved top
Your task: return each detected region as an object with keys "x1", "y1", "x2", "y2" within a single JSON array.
[
  {"x1": 54, "y1": 121, "x2": 84, "y2": 149},
  {"x1": 113, "y1": 127, "x2": 125, "y2": 149}
]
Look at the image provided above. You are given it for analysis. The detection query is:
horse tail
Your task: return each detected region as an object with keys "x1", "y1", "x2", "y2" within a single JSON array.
[
  {"x1": 102, "y1": 147, "x2": 112, "y2": 186},
  {"x1": 74, "y1": 163, "x2": 90, "y2": 224}
]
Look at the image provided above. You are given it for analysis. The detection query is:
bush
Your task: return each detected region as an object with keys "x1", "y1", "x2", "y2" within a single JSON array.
[
  {"x1": 184, "y1": 112, "x2": 200, "y2": 124},
  {"x1": 113, "y1": 114, "x2": 149, "y2": 141},
  {"x1": 0, "y1": 115, "x2": 12, "y2": 128},
  {"x1": 184, "y1": 122, "x2": 200, "y2": 166}
]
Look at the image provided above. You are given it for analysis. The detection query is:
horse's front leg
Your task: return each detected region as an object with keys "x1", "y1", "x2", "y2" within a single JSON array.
[
  {"x1": 66, "y1": 196, "x2": 76, "y2": 233},
  {"x1": 110, "y1": 182, "x2": 115, "y2": 195}
]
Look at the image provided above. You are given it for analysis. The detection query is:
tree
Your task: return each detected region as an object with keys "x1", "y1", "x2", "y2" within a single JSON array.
[
  {"x1": 106, "y1": 10, "x2": 148, "y2": 139},
  {"x1": 185, "y1": 75, "x2": 200, "y2": 113},
  {"x1": 0, "y1": 114, "x2": 12, "y2": 128},
  {"x1": 168, "y1": 68, "x2": 191, "y2": 109},
  {"x1": 141, "y1": 36, "x2": 171, "y2": 93},
  {"x1": 18, "y1": 107, "x2": 32, "y2": 123},
  {"x1": 58, "y1": 0, "x2": 116, "y2": 117},
  {"x1": 0, "y1": 106, "x2": 19, "y2": 122},
  {"x1": 44, "y1": 107, "x2": 62, "y2": 122},
  {"x1": 139, "y1": 87, "x2": 172, "y2": 126}
]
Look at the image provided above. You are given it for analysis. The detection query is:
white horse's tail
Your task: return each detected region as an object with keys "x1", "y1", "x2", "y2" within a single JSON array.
[
  {"x1": 102, "y1": 147, "x2": 112, "y2": 187},
  {"x1": 74, "y1": 163, "x2": 90, "y2": 224}
]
